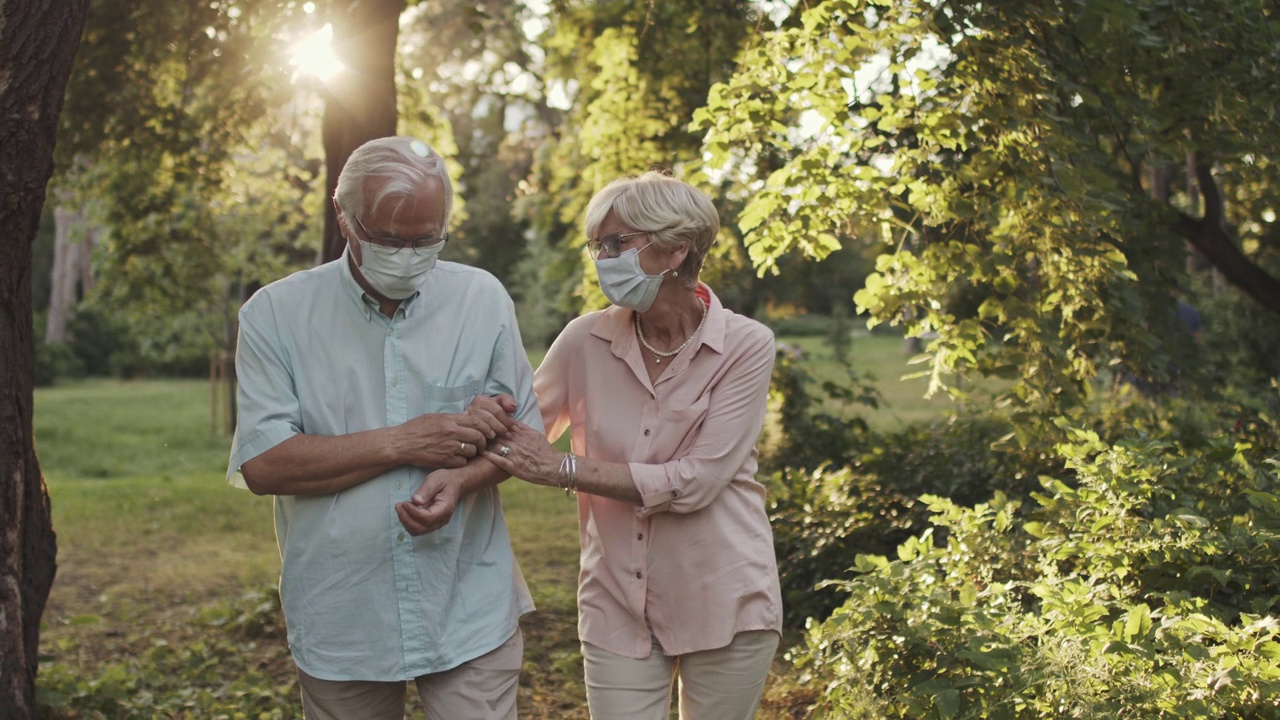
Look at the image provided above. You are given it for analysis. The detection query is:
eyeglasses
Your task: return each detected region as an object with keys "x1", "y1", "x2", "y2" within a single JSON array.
[
  {"x1": 587, "y1": 231, "x2": 649, "y2": 260},
  {"x1": 348, "y1": 212, "x2": 448, "y2": 255}
]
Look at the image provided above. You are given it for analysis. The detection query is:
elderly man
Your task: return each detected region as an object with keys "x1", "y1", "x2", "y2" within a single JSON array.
[{"x1": 227, "y1": 136, "x2": 538, "y2": 719}]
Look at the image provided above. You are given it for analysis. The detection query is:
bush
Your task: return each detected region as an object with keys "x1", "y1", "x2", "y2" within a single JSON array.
[
  {"x1": 34, "y1": 340, "x2": 84, "y2": 387},
  {"x1": 791, "y1": 412, "x2": 1280, "y2": 718},
  {"x1": 768, "y1": 414, "x2": 1062, "y2": 626},
  {"x1": 65, "y1": 304, "x2": 134, "y2": 377},
  {"x1": 57, "y1": 303, "x2": 216, "y2": 379},
  {"x1": 766, "y1": 313, "x2": 836, "y2": 337},
  {"x1": 765, "y1": 347, "x2": 1062, "y2": 625},
  {"x1": 1197, "y1": 286, "x2": 1280, "y2": 391}
]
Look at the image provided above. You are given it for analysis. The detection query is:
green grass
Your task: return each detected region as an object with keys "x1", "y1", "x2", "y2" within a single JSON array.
[{"x1": 780, "y1": 330, "x2": 1008, "y2": 430}]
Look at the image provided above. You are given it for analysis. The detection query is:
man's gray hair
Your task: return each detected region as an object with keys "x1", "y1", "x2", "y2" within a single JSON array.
[
  {"x1": 584, "y1": 171, "x2": 719, "y2": 289},
  {"x1": 334, "y1": 136, "x2": 453, "y2": 227}
]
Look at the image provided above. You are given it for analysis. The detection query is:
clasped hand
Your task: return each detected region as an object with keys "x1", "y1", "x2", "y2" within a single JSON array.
[
  {"x1": 483, "y1": 421, "x2": 564, "y2": 488},
  {"x1": 397, "y1": 393, "x2": 518, "y2": 468},
  {"x1": 394, "y1": 394, "x2": 517, "y2": 536}
]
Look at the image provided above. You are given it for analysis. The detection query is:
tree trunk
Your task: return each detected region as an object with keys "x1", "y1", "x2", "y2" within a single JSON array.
[
  {"x1": 320, "y1": 0, "x2": 406, "y2": 263},
  {"x1": 46, "y1": 207, "x2": 83, "y2": 343},
  {"x1": 0, "y1": 0, "x2": 91, "y2": 716}
]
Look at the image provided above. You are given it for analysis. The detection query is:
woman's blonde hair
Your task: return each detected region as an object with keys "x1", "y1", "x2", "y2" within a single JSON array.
[{"x1": 585, "y1": 171, "x2": 718, "y2": 288}]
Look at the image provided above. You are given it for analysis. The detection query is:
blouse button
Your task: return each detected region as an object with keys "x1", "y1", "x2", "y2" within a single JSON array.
[
  {"x1": 671, "y1": 490, "x2": 680, "y2": 497},
  {"x1": 636, "y1": 533, "x2": 643, "y2": 541},
  {"x1": 643, "y1": 429, "x2": 650, "y2": 436},
  {"x1": 635, "y1": 571, "x2": 643, "y2": 579}
]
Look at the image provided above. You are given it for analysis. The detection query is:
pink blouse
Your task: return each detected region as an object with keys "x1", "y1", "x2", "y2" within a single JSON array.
[{"x1": 534, "y1": 286, "x2": 783, "y2": 658}]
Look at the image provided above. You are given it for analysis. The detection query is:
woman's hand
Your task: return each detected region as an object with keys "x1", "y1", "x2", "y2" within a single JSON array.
[{"x1": 485, "y1": 421, "x2": 565, "y2": 488}]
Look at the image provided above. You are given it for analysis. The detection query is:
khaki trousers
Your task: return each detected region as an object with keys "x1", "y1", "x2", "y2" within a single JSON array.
[
  {"x1": 296, "y1": 628, "x2": 523, "y2": 720},
  {"x1": 581, "y1": 630, "x2": 780, "y2": 720}
]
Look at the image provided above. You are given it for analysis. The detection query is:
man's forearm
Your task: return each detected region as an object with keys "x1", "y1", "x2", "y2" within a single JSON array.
[
  {"x1": 450, "y1": 456, "x2": 510, "y2": 497},
  {"x1": 240, "y1": 429, "x2": 400, "y2": 496}
]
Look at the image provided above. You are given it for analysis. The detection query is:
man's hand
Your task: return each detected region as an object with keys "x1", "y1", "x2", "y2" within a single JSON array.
[
  {"x1": 464, "y1": 393, "x2": 518, "y2": 440},
  {"x1": 390, "y1": 394, "x2": 519, "y2": 469},
  {"x1": 396, "y1": 470, "x2": 464, "y2": 535}
]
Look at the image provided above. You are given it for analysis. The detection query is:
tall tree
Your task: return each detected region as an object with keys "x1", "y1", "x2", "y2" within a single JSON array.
[
  {"x1": 0, "y1": 0, "x2": 91, "y2": 715},
  {"x1": 320, "y1": 0, "x2": 407, "y2": 262}
]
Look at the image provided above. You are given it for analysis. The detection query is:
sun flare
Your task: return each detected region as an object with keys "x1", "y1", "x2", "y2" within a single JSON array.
[{"x1": 290, "y1": 24, "x2": 342, "y2": 82}]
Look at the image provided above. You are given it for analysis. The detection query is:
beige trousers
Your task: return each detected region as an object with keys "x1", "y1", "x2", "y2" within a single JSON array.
[
  {"x1": 581, "y1": 630, "x2": 780, "y2": 720},
  {"x1": 296, "y1": 628, "x2": 523, "y2": 720}
]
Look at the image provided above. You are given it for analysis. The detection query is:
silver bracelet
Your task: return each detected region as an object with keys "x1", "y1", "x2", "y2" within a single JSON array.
[
  {"x1": 556, "y1": 453, "x2": 571, "y2": 491},
  {"x1": 565, "y1": 452, "x2": 578, "y2": 497}
]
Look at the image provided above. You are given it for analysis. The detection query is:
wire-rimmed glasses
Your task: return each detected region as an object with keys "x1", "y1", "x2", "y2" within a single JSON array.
[
  {"x1": 348, "y1": 212, "x2": 448, "y2": 255},
  {"x1": 587, "y1": 231, "x2": 649, "y2": 260}
]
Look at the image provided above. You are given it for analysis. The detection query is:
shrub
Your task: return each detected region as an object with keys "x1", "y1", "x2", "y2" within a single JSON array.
[
  {"x1": 791, "y1": 418, "x2": 1280, "y2": 718},
  {"x1": 1196, "y1": 286, "x2": 1280, "y2": 391},
  {"x1": 765, "y1": 345, "x2": 1062, "y2": 624},
  {"x1": 34, "y1": 340, "x2": 84, "y2": 387},
  {"x1": 767, "y1": 313, "x2": 835, "y2": 338},
  {"x1": 66, "y1": 305, "x2": 134, "y2": 377}
]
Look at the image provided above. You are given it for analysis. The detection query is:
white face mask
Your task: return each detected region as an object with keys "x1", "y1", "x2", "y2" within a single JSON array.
[
  {"x1": 356, "y1": 240, "x2": 444, "y2": 299},
  {"x1": 595, "y1": 246, "x2": 668, "y2": 312}
]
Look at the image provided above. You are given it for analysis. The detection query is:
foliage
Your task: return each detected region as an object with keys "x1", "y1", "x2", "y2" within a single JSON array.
[
  {"x1": 56, "y1": 0, "x2": 329, "y2": 354},
  {"x1": 765, "y1": 347, "x2": 1060, "y2": 624},
  {"x1": 512, "y1": 0, "x2": 759, "y2": 319},
  {"x1": 697, "y1": 0, "x2": 1280, "y2": 426},
  {"x1": 57, "y1": 303, "x2": 215, "y2": 380},
  {"x1": 768, "y1": 424, "x2": 1043, "y2": 626},
  {"x1": 37, "y1": 586, "x2": 297, "y2": 720},
  {"x1": 765, "y1": 344, "x2": 881, "y2": 473},
  {"x1": 792, "y1": 408, "x2": 1280, "y2": 718},
  {"x1": 34, "y1": 342, "x2": 84, "y2": 389},
  {"x1": 1197, "y1": 283, "x2": 1280, "y2": 391}
]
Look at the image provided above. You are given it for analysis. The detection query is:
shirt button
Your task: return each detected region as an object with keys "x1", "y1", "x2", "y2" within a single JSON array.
[
  {"x1": 671, "y1": 490, "x2": 680, "y2": 498},
  {"x1": 636, "y1": 533, "x2": 644, "y2": 540},
  {"x1": 644, "y1": 429, "x2": 650, "y2": 436},
  {"x1": 395, "y1": 479, "x2": 403, "y2": 489},
  {"x1": 635, "y1": 571, "x2": 643, "y2": 579},
  {"x1": 397, "y1": 532, "x2": 406, "y2": 542}
]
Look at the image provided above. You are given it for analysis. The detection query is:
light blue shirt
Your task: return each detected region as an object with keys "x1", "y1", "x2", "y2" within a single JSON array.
[{"x1": 227, "y1": 252, "x2": 538, "y2": 681}]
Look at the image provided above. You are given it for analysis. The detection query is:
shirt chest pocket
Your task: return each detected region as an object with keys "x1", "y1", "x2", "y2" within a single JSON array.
[
  {"x1": 424, "y1": 379, "x2": 482, "y2": 414},
  {"x1": 655, "y1": 395, "x2": 711, "y2": 457}
]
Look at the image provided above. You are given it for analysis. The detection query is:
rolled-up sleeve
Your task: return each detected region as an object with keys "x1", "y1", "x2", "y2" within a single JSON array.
[
  {"x1": 486, "y1": 296, "x2": 544, "y2": 434},
  {"x1": 226, "y1": 298, "x2": 301, "y2": 487},
  {"x1": 630, "y1": 329, "x2": 775, "y2": 515},
  {"x1": 533, "y1": 330, "x2": 573, "y2": 445}
]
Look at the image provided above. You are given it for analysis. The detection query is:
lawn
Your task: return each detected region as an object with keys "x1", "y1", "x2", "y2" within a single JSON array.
[{"x1": 33, "y1": 332, "x2": 956, "y2": 718}]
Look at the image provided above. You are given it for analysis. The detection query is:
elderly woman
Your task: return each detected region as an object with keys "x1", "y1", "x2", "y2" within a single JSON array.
[{"x1": 484, "y1": 171, "x2": 783, "y2": 719}]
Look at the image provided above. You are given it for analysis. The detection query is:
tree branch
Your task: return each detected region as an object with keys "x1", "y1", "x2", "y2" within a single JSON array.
[{"x1": 1171, "y1": 185, "x2": 1280, "y2": 317}]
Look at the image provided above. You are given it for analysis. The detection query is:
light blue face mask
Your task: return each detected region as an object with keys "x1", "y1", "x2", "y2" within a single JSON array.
[
  {"x1": 358, "y1": 239, "x2": 444, "y2": 299},
  {"x1": 595, "y1": 245, "x2": 668, "y2": 312}
]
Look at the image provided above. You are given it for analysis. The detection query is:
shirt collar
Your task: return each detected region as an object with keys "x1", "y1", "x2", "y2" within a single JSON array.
[{"x1": 590, "y1": 283, "x2": 727, "y2": 359}]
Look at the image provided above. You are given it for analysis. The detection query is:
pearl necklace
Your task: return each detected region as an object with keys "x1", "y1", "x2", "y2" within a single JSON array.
[{"x1": 635, "y1": 300, "x2": 709, "y2": 364}]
